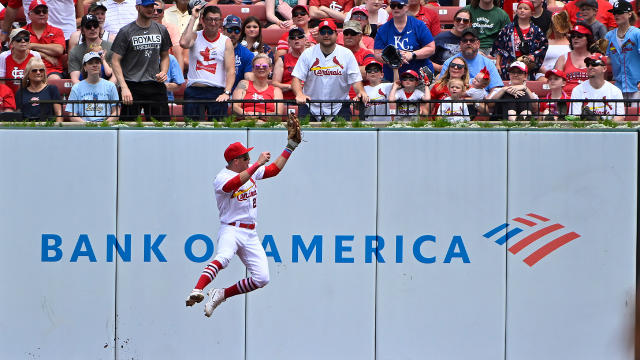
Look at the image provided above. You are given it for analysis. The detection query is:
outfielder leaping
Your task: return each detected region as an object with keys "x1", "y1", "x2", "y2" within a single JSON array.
[{"x1": 186, "y1": 115, "x2": 302, "y2": 317}]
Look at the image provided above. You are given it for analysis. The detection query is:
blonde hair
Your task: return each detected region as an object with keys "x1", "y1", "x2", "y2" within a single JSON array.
[
  {"x1": 447, "y1": 78, "x2": 466, "y2": 89},
  {"x1": 251, "y1": 53, "x2": 272, "y2": 66},
  {"x1": 22, "y1": 57, "x2": 47, "y2": 88},
  {"x1": 434, "y1": 57, "x2": 470, "y2": 88}
]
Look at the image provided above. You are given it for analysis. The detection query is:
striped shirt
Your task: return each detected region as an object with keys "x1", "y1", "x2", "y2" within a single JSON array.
[{"x1": 103, "y1": 0, "x2": 138, "y2": 35}]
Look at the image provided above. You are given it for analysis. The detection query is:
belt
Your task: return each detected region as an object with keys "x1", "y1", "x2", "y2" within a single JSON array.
[{"x1": 227, "y1": 222, "x2": 255, "y2": 230}]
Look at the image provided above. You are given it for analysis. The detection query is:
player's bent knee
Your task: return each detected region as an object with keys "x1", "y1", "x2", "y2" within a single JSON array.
[
  {"x1": 213, "y1": 256, "x2": 231, "y2": 269},
  {"x1": 252, "y1": 274, "x2": 269, "y2": 288}
]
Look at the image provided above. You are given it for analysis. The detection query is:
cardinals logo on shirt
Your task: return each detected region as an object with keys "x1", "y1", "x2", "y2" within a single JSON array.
[
  {"x1": 621, "y1": 39, "x2": 635, "y2": 53},
  {"x1": 196, "y1": 47, "x2": 218, "y2": 74},
  {"x1": 309, "y1": 57, "x2": 343, "y2": 76},
  {"x1": 608, "y1": 41, "x2": 618, "y2": 55}
]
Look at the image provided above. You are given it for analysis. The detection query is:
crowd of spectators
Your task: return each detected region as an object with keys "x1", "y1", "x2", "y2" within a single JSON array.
[{"x1": 0, "y1": 0, "x2": 637, "y2": 122}]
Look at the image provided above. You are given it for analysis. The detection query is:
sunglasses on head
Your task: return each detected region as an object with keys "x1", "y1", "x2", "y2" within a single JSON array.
[
  {"x1": 13, "y1": 35, "x2": 30, "y2": 43},
  {"x1": 154, "y1": 8, "x2": 163, "y2": 13},
  {"x1": 318, "y1": 28, "x2": 335, "y2": 36},
  {"x1": 455, "y1": 17, "x2": 470, "y2": 24},
  {"x1": 450, "y1": 63, "x2": 465, "y2": 70},
  {"x1": 225, "y1": 27, "x2": 241, "y2": 34},
  {"x1": 389, "y1": 2, "x2": 405, "y2": 9},
  {"x1": 288, "y1": 33, "x2": 305, "y2": 40},
  {"x1": 292, "y1": 11, "x2": 307, "y2": 17},
  {"x1": 253, "y1": 63, "x2": 269, "y2": 70}
]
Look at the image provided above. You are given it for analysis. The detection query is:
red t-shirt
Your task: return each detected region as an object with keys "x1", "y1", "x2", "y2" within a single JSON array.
[
  {"x1": 280, "y1": 53, "x2": 299, "y2": 100},
  {"x1": 414, "y1": 5, "x2": 441, "y2": 37},
  {"x1": 0, "y1": 51, "x2": 37, "y2": 93},
  {"x1": 0, "y1": 83, "x2": 16, "y2": 110},
  {"x1": 348, "y1": 47, "x2": 374, "y2": 98},
  {"x1": 430, "y1": 82, "x2": 450, "y2": 114},
  {"x1": 24, "y1": 23, "x2": 66, "y2": 74},
  {"x1": 563, "y1": 0, "x2": 616, "y2": 29},
  {"x1": 540, "y1": 91, "x2": 569, "y2": 114},
  {"x1": 514, "y1": 26, "x2": 530, "y2": 57},
  {"x1": 309, "y1": 0, "x2": 354, "y2": 14},
  {"x1": 242, "y1": 81, "x2": 277, "y2": 114}
]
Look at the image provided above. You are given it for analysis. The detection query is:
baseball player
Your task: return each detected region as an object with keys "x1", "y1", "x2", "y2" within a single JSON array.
[{"x1": 185, "y1": 135, "x2": 298, "y2": 317}]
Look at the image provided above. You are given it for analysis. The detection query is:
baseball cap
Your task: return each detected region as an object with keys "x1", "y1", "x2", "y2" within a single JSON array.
[
  {"x1": 609, "y1": 0, "x2": 632, "y2": 14},
  {"x1": 224, "y1": 142, "x2": 254, "y2": 162},
  {"x1": 9, "y1": 28, "x2": 30, "y2": 42},
  {"x1": 318, "y1": 18, "x2": 337, "y2": 31},
  {"x1": 82, "y1": 51, "x2": 102, "y2": 64},
  {"x1": 363, "y1": 57, "x2": 383, "y2": 70},
  {"x1": 81, "y1": 14, "x2": 100, "y2": 28},
  {"x1": 577, "y1": 0, "x2": 598, "y2": 9},
  {"x1": 136, "y1": 0, "x2": 155, "y2": 5},
  {"x1": 291, "y1": 4, "x2": 309, "y2": 15},
  {"x1": 509, "y1": 61, "x2": 527, "y2": 72},
  {"x1": 351, "y1": 6, "x2": 369, "y2": 16},
  {"x1": 223, "y1": 15, "x2": 242, "y2": 29},
  {"x1": 400, "y1": 69, "x2": 420, "y2": 79},
  {"x1": 584, "y1": 52, "x2": 607, "y2": 66},
  {"x1": 460, "y1": 27, "x2": 479, "y2": 39},
  {"x1": 570, "y1": 24, "x2": 592, "y2": 35},
  {"x1": 545, "y1": 68, "x2": 567, "y2": 80},
  {"x1": 88, "y1": 1, "x2": 107, "y2": 12},
  {"x1": 288, "y1": 27, "x2": 304, "y2": 38},
  {"x1": 342, "y1": 20, "x2": 362, "y2": 34},
  {"x1": 517, "y1": 0, "x2": 534, "y2": 10},
  {"x1": 28, "y1": 0, "x2": 47, "y2": 11},
  {"x1": 390, "y1": 0, "x2": 408, "y2": 4}
]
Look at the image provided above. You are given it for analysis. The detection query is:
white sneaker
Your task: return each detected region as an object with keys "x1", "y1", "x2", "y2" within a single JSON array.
[
  {"x1": 204, "y1": 288, "x2": 226, "y2": 317},
  {"x1": 185, "y1": 289, "x2": 204, "y2": 307}
]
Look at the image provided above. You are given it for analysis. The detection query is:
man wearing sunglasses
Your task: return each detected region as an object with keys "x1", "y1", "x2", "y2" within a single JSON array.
[
  {"x1": 3, "y1": 0, "x2": 80, "y2": 43},
  {"x1": 570, "y1": 53, "x2": 624, "y2": 120},
  {"x1": 68, "y1": 14, "x2": 114, "y2": 85},
  {"x1": 221, "y1": 15, "x2": 255, "y2": 90},
  {"x1": 0, "y1": 28, "x2": 40, "y2": 93},
  {"x1": 21, "y1": 0, "x2": 66, "y2": 80},
  {"x1": 374, "y1": 0, "x2": 435, "y2": 82},
  {"x1": 432, "y1": 8, "x2": 472, "y2": 73},
  {"x1": 292, "y1": 18, "x2": 368, "y2": 121}
]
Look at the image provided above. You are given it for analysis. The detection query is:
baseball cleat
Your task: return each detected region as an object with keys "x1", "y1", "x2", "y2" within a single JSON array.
[
  {"x1": 185, "y1": 289, "x2": 204, "y2": 307},
  {"x1": 204, "y1": 288, "x2": 226, "y2": 317}
]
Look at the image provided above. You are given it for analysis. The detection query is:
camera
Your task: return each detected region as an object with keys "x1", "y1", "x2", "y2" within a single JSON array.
[{"x1": 518, "y1": 41, "x2": 531, "y2": 56}]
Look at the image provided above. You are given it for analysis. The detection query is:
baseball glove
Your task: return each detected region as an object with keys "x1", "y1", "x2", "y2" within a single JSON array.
[
  {"x1": 286, "y1": 113, "x2": 301, "y2": 150},
  {"x1": 381, "y1": 45, "x2": 403, "y2": 69}
]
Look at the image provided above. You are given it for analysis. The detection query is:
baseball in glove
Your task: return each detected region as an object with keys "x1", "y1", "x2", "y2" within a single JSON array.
[
  {"x1": 381, "y1": 44, "x2": 403, "y2": 69},
  {"x1": 286, "y1": 113, "x2": 301, "y2": 150}
]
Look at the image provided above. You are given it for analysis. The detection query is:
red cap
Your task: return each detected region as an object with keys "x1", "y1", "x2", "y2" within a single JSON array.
[
  {"x1": 570, "y1": 25, "x2": 592, "y2": 35},
  {"x1": 29, "y1": 0, "x2": 47, "y2": 11},
  {"x1": 224, "y1": 142, "x2": 254, "y2": 162},
  {"x1": 400, "y1": 70, "x2": 420, "y2": 79},
  {"x1": 584, "y1": 52, "x2": 607, "y2": 65},
  {"x1": 351, "y1": 6, "x2": 369, "y2": 16},
  {"x1": 517, "y1": 0, "x2": 534, "y2": 10},
  {"x1": 363, "y1": 57, "x2": 383, "y2": 68},
  {"x1": 291, "y1": 5, "x2": 309, "y2": 15},
  {"x1": 318, "y1": 18, "x2": 337, "y2": 31},
  {"x1": 545, "y1": 68, "x2": 567, "y2": 80}
]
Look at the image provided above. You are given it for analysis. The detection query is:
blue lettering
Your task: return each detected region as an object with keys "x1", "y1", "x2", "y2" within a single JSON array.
[
  {"x1": 70, "y1": 234, "x2": 97, "y2": 262},
  {"x1": 444, "y1": 235, "x2": 470, "y2": 263},
  {"x1": 107, "y1": 234, "x2": 131, "y2": 262},
  {"x1": 365, "y1": 235, "x2": 385, "y2": 263},
  {"x1": 262, "y1": 234, "x2": 282, "y2": 263},
  {"x1": 41, "y1": 233, "x2": 62, "y2": 262},
  {"x1": 184, "y1": 234, "x2": 214, "y2": 262},
  {"x1": 335, "y1": 235, "x2": 354, "y2": 263},
  {"x1": 292, "y1": 235, "x2": 322, "y2": 263},
  {"x1": 396, "y1": 235, "x2": 403, "y2": 263},
  {"x1": 413, "y1": 235, "x2": 435, "y2": 263},
  {"x1": 144, "y1": 234, "x2": 167, "y2": 262}
]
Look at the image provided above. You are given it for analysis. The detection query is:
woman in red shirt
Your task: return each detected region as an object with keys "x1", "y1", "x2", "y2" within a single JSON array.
[
  {"x1": 553, "y1": 24, "x2": 593, "y2": 94},
  {"x1": 233, "y1": 54, "x2": 285, "y2": 120},
  {"x1": 272, "y1": 27, "x2": 306, "y2": 101}
]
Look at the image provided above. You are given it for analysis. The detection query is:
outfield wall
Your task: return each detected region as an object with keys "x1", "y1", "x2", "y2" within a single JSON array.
[{"x1": 0, "y1": 129, "x2": 636, "y2": 360}]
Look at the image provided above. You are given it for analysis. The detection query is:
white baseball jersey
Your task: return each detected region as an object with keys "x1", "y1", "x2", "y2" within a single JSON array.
[
  {"x1": 291, "y1": 44, "x2": 362, "y2": 116},
  {"x1": 364, "y1": 82, "x2": 393, "y2": 121},
  {"x1": 438, "y1": 97, "x2": 470, "y2": 122},
  {"x1": 570, "y1": 80, "x2": 625, "y2": 119},
  {"x1": 187, "y1": 31, "x2": 230, "y2": 88},
  {"x1": 214, "y1": 165, "x2": 266, "y2": 225},
  {"x1": 394, "y1": 88, "x2": 425, "y2": 121}
]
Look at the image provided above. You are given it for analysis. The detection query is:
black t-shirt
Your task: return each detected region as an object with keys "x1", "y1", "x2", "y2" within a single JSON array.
[
  {"x1": 531, "y1": 10, "x2": 552, "y2": 36},
  {"x1": 432, "y1": 31, "x2": 461, "y2": 66},
  {"x1": 16, "y1": 85, "x2": 61, "y2": 120}
]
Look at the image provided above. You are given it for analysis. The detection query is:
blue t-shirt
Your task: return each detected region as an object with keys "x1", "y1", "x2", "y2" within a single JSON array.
[
  {"x1": 605, "y1": 26, "x2": 640, "y2": 93},
  {"x1": 234, "y1": 44, "x2": 255, "y2": 90},
  {"x1": 439, "y1": 53, "x2": 503, "y2": 90},
  {"x1": 166, "y1": 54, "x2": 185, "y2": 101},
  {"x1": 65, "y1": 78, "x2": 119, "y2": 122},
  {"x1": 374, "y1": 16, "x2": 434, "y2": 81}
]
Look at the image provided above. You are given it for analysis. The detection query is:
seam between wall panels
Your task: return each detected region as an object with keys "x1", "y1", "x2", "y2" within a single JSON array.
[
  {"x1": 245, "y1": 128, "x2": 249, "y2": 360},
  {"x1": 504, "y1": 130, "x2": 509, "y2": 360},
  {"x1": 374, "y1": 129, "x2": 379, "y2": 360},
  {"x1": 114, "y1": 129, "x2": 120, "y2": 360}
]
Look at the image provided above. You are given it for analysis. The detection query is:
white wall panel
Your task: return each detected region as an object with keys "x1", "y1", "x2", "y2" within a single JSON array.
[
  {"x1": 376, "y1": 130, "x2": 508, "y2": 360},
  {"x1": 244, "y1": 129, "x2": 378, "y2": 360},
  {"x1": 0, "y1": 130, "x2": 117, "y2": 360},
  {"x1": 115, "y1": 130, "x2": 248, "y2": 359},
  {"x1": 506, "y1": 131, "x2": 637, "y2": 360}
]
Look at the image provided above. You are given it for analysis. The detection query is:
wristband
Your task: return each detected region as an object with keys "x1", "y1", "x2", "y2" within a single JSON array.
[
  {"x1": 246, "y1": 161, "x2": 261, "y2": 176},
  {"x1": 281, "y1": 147, "x2": 292, "y2": 159},
  {"x1": 411, "y1": 52, "x2": 417, "y2": 61}
]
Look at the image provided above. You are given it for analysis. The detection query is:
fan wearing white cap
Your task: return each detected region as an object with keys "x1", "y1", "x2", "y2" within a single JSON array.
[
  {"x1": 0, "y1": 28, "x2": 41, "y2": 93},
  {"x1": 487, "y1": 61, "x2": 538, "y2": 121},
  {"x1": 65, "y1": 52, "x2": 120, "y2": 123}
]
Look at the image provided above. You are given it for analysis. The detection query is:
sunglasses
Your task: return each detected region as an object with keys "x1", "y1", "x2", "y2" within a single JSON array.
[
  {"x1": 32, "y1": 8, "x2": 48, "y2": 15},
  {"x1": 460, "y1": 38, "x2": 477, "y2": 44},
  {"x1": 587, "y1": 60, "x2": 605, "y2": 67},
  {"x1": 318, "y1": 28, "x2": 335, "y2": 36},
  {"x1": 401, "y1": 76, "x2": 417, "y2": 81},
  {"x1": 238, "y1": 154, "x2": 249, "y2": 161},
  {"x1": 154, "y1": 8, "x2": 163, "y2": 14},
  {"x1": 253, "y1": 63, "x2": 269, "y2": 70},
  {"x1": 343, "y1": 30, "x2": 360, "y2": 36},
  {"x1": 84, "y1": 23, "x2": 99, "y2": 29},
  {"x1": 31, "y1": 68, "x2": 46, "y2": 73},
  {"x1": 288, "y1": 34, "x2": 305, "y2": 40},
  {"x1": 570, "y1": 33, "x2": 586, "y2": 39},
  {"x1": 455, "y1": 17, "x2": 470, "y2": 24},
  {"x1": 292, "y1": 11, "x2": 308, "y2": 17},
  {"x1": 203, "y1": 17, "x2": 221, "y2": 23},
  {"x1": 450, "y1": 63, "x2": 465, "y2": 70},
  {"x1": 389, "y1": 3, "x2": 405, "y2": 9},
  {"x1": 365, "y1": 68, "x2": 381, "y2": 73},
  {"x1": 351, "y1": 14, "x2": 367, "y2": 20},
  {"x1": 13, "y1": 36, "x2": 30, "y2": 43},
  {"x1": 225, "y1": 27, "x2": 241, "y2": 34}
]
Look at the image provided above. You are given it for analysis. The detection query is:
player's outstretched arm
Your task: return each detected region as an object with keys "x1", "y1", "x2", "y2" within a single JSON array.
[{"x1": 262, "y1": 115, "x2": 300, "y2": 178}]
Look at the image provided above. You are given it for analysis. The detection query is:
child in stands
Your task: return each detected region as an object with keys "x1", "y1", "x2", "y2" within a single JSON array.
[
  {"x1": 439, "y1": 78, "x2": 470, "y2": 122},
  {"x1": 541, "y1": 69, "x2": 570, "y2": 119},
  {"x1": 389, "y1": 70, "x2": 429, "y2": 121}
]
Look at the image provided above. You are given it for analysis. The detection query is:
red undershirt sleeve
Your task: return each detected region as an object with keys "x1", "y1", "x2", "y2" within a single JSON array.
[
  {"x1": 222, "y1": 175, "x2": 243, "y2": 193},
  {"x1": 262, "y1": 163, "x2": 281, "y2": 179}
]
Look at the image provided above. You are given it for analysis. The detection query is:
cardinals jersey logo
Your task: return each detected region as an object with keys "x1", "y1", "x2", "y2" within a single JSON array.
[
  {"x1": 309, "y1": 57, "x2": 343, "y2": 76},
  {"x1": 608, "y1": 41, "x2": 618, "y2": 55},
  {"x1": 196, "y1": 47, "x2": 218, "y2": 74},
  {"x1": 378, "y1": 88, "x2": 386, "y2": 97},
  {"x1": 332, "y1": 56, "x2": 343, "y2": 69},
  {"x1": 621, "y1": 39, "x2": 635, "y2": 53}
]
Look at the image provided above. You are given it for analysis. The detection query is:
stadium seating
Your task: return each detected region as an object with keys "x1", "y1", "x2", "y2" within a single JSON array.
[
  {"x1": 262, "y1": 28, "x2": 287, "y2": 47},
  {"x1": 217, "y1": 4, "x2": 267, "y2": 23},
  {"x1": 503, "y1": 80, "x2": 550, "y2": 97},
  {"x1": 433, "y1": 6, "x2": 459, "y2": 28},
  {"x1": 625, "y1": 107, "x2": 639, "y2": 121},
  {"x1": 48, "y1": 79, "x2": 74, "y2": 98}
]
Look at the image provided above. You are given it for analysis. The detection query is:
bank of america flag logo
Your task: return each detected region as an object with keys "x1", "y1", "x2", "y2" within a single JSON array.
[{"x1": 483, "y1": 213, "x2": 580, "y2": 267}]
